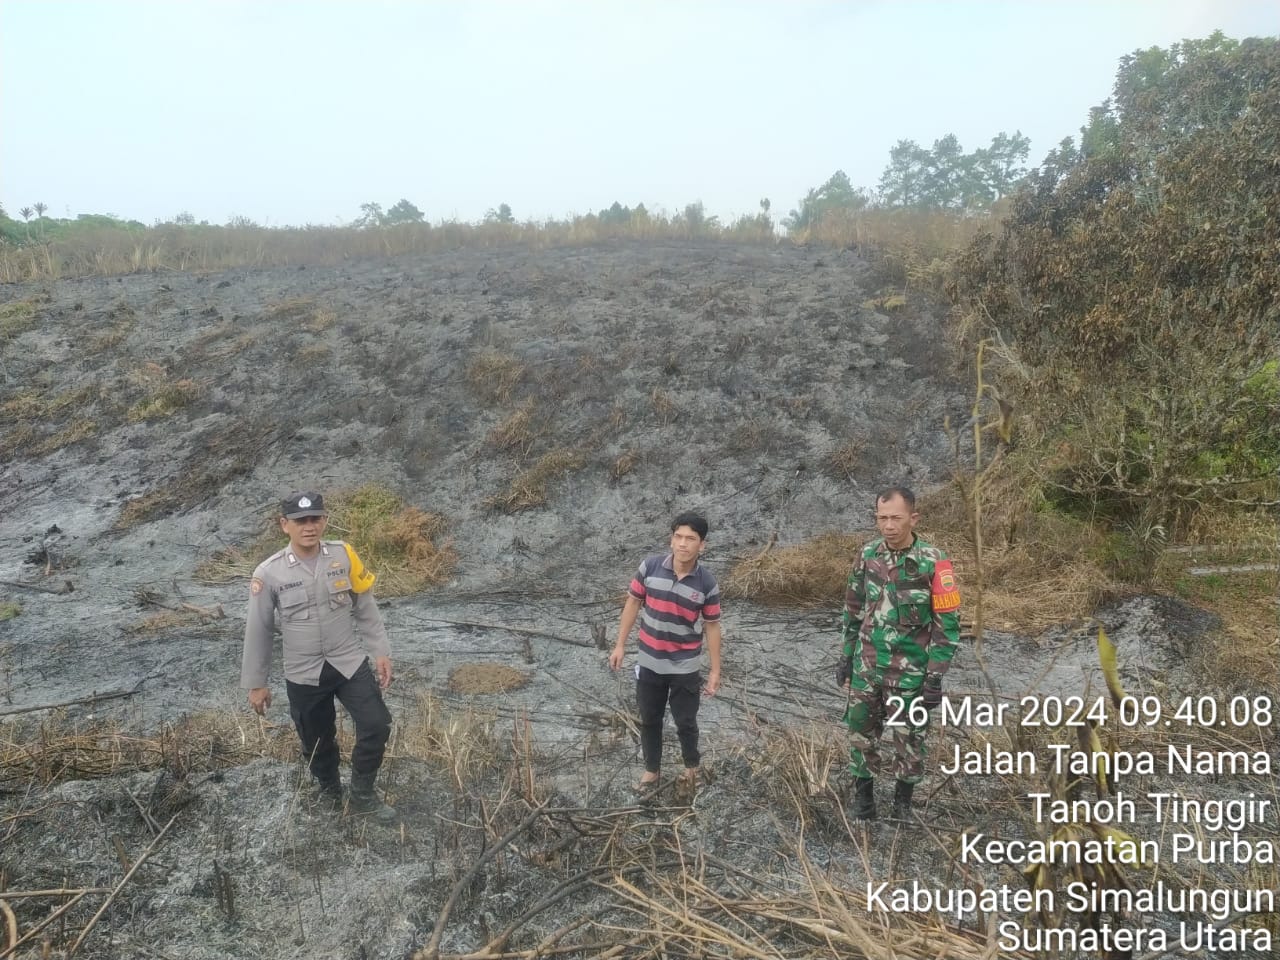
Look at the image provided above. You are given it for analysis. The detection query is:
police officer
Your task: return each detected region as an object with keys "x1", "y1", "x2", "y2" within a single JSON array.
[
  {"x1": 241, "y1": 492, "x2": 397, "y2": 822},
  {"x1": 838, "y1": 486, "x2": 961, "y2": 822}
]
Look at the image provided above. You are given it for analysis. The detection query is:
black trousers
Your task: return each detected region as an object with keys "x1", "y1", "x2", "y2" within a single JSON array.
[
  {"x1": 636, "y1": 666, "x2": 702, "y2": 773},
  {"x1": 286, "y1": 659, "x2": 392, "y2": 785}
]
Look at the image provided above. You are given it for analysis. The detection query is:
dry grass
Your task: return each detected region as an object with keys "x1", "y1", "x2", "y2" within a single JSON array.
[
  {"x1": 395, "y1": 692, "x2": 504, "y2": 792},
  {"x1": 126, "y1": 378, "x2": 203, "y2": 422},
  {"x1": 485, "y1": 400, "x2": 538, "y2": 457},
  {"x1": 1152, "y1": 506, "x2": 1279, "y2": 684},
  {"x1": 482, "y1": 449, "x2": 585, "y2": 513},
  {"x1": 88, "y1": 300, "x2": 137, "y2": 352},
  {"x1": 296, "y1": 343, "x2": 330, "y2": 364},
  {"x1": 325, "y1": 486, "x2": 457, "y2": 596},
  {"x1": 0, "y1": 602, "x2": 20, "y2": 621},
  {"x1": 861, "y1": 291, "x2": 908, "y2": 312},
  {"x1": 0, "y1": 712, "x2": 298, "y2": 789},
  {"x1": 467, "y1": 349, "x2": 525, "y2": 405},
  {"x1": 918, "y1": 473, "x2": 1114, "y2": 633},
  {"x1": 725, "y1": 532, "x2": 863, "y2": 605},
  {"x1": 611, "y1": 450, "x2": 638, "y2": 481},
  {"x1": 0, "y1": 297, "x2": 41, "y2": 339},
  {"x1": 822, "y1": 439, "x2": 863, "y2": 481},
  {"x1": 196, "y1": 485, "x2": 456, "y2": 598},
  {"x1": 0, "y1": 424, "x2": 37, "y2": 460},
  {"x1": 723, "y1": 460, "x2": 1113, "y2": 629},
  {"x1": 448, "y1": 663, "x2": 531, "y2": 695},
  {"x1": 125, "y1": 606, "x2": 222, "y2": 635},
  {"x1": 649, "y1": 387, "x2": 678, "y2": 425},
  {"x1": 797, "y1": 206, "x2": 996, "y2": 293},
  {"x1": 33, "y1": 418, "x2": 98, "y2": 455},
  {"x1": 0, "y1": 384, "x2": 97, "y2": 422},
  {"x1": 305, "y1": 307, "x2": 338, "y2": 332},
  {"x1": 0, "y1": 392, "x2": 43, "y2": 418},
  {"x1": 749, "y1": 724, "x2": 847, "y2": 803},
  {"x1": 0, "y1": 220, "x2": 780, "y2": 284},
  {"x1": 115, "y1": 489, "x2": 178, "y2": 529},
  {"x1": 264, "y1": 296, "x2": 317, "y2": 322},
  {"x1": 192, "y1": 319, "x2": 256, "y2": 360},
  {"x1": 0, "y1": 693, "x2": 514, "y2": 794},
  {"x1": 114, "y1": 420, "x2": 281, "y2": 530},
  {"x1": 726, "y1": 418, "x2": 785, "y2": 455}
]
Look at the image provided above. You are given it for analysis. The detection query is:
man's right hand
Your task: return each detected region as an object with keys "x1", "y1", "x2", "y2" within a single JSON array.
[
  {"x1": 835, "y1": 657, "x2": 853, "y2": 689},
  {"x1": 608, "y1": 644, "x2": 625, "y2": 671},
  {"x1": 248, "y1": 687, "x2": 272, "y2": 715}
]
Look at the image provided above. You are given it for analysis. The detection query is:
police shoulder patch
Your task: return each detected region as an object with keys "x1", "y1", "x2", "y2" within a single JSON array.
[{"x1": 250, "y1": 577, "x2": 264, "y2": 596}]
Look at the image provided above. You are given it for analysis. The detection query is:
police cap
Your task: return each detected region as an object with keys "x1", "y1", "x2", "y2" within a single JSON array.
[{"x1": 282, "y1": 492, "x2": 327, "y2": 519}]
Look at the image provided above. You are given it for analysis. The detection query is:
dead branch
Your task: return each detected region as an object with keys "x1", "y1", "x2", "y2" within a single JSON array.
[
  {"x1": 0, "y1": 900, "x2": 13, "y2": 955},
  {"x1": 0, "y1": 889, "x2": 108, "y2": 900},
  {"x1": 447, "y1": 941, "x2": 620, "y2": 960},
  {"x1": 124, "y1": 785, "x2": 161, "y2": 836},
  {"x1": 472, "y1": 861, "x2": 671, "y2": 957},
  {"x1": 66, "y1": 813, "x2": 179, "y2": 958},
  {"x1": 0, "y1": 578, "x2": 73, "y2": 595},
  {"x1": 0, "y1": 680, "x2": 145, "y2": 717},
  {"x1": 414, "y1": 801, "x2": 549, "y2": 960},
  {"x1": 405, "y1": 615, "x2": 594, "y2": 648},
  {"x1": 0, "y1": 892, "x2": 91, "y2": 960}
]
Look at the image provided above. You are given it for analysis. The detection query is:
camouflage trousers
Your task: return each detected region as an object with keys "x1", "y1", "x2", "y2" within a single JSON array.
[{"x1": 842, "y1": 673, "x2": 930, "y2": 785}]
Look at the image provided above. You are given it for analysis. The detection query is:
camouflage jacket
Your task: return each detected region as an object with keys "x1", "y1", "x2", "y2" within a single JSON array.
[{"x1": 841, "y1": 535, "x2": 961, "y2": 689}]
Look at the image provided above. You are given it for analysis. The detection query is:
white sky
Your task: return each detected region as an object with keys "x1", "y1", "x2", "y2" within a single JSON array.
[{"x1": 2, "y1": 1, "x2": 1277, "y2": 227}]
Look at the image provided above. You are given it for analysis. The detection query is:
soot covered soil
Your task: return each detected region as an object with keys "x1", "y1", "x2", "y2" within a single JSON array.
[{"x1": 0, "y1": 241, "x2": 1270, "y2": 959}]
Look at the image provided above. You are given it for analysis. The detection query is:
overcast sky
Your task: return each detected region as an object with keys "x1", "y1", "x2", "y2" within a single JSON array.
[{"x1": 2, "y1": 1, "x2": 1277, "y2": 227}]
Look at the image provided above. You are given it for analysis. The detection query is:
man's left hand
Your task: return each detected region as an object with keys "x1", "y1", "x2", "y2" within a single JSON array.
[
  {"x1": 375, "y1": 656, "x2": 393, "y2": 690},
  {"x1": 703, "y1": 668, "x2": 721, "y2": 697}
]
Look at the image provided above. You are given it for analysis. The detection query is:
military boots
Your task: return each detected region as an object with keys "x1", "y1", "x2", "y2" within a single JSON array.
[
  {"x1": 891, "y1": 780, "x2": 915, "y2": 821},
  {"x1": 851, "y1": 777, "x2": 876, "y2": 821},
  {"x1": 349, "y1": 773, "x2": 397, "y2": 824},
  {"x1": 313, "y1": 778, "x2": 344, "y2": 812}
]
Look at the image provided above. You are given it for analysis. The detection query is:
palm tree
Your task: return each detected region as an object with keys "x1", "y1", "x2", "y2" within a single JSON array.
[
  {"x1": 19, "y1": 207, "x2": 32, "y2": 222},
  {"x1": 33, "y1": 202, "x2": 47, "y2": 218}
]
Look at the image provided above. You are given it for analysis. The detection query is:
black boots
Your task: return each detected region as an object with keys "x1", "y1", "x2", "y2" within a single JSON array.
[
  {"x1": 314, "y1": 778, "x2": 344, "y2": 811},
  {"x1": 851, "y1": 777, "x2": 876, "y2": 821},
  {"x1": 349, "y1": 773, "x2": 397, "y2": 824},
  {"x1": 851, "y1": 778, "x2": 915, "y2": 822},
  {"x1": 891, "y1": 780, "x2": 915, "y2": 821}
]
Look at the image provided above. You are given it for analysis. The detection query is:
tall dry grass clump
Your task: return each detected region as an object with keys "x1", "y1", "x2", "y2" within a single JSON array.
[
  {"x1": 195, "y1": 485, "x2": 456, "y2": 596},
  {"x1": 466, "y1": 350, "x2": 525, "y2": 406},
  {"x1": 918, "y1": 465, "x2": 1114, "y2": 634},
  {"x1": 796, "y1": 206, "x2": 999, "y2": 295},
  {"x1": 725, "y1": 533, "x2": 863, "y2": 606},
  {"x1": 394, "y1": 692, "x2": 505, "y2": 794},
  {"x1": 317, "y1": 486, "x2": 456, "y2": 596},
  {"x1": 485, "y1": 399, "x2": 538, "y2": 457},
  {"x1": 0, "y1": 217, "x2": 776, "y2": 284},
  {"x1": 0, "y1": 712, "x2": 296, "y2": 789},
  {"x1": 482, "y1": 449, "x2": 584, "y2": 513}
]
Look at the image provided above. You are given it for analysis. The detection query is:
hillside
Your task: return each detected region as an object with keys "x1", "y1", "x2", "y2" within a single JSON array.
[{"x1": 0, "y1": 241, "x2": 1269, "y2": 960}]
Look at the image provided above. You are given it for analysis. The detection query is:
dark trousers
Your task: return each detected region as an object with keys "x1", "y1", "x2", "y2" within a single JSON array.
[
  {"x1": 286, "y1": 659, "x2": 392, "y2": 785},
  {"x1": 636, "y1": 666, "x2": 702, "y2": 773}
]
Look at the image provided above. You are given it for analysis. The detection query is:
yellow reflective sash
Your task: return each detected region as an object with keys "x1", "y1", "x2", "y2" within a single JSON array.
[{"x1": 343, "y1": 543, "x2": 377, "y2": 593}]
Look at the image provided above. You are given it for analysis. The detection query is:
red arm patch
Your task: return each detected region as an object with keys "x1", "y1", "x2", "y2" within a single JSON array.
[{"x1": 931, "y1": 560, "x2": 961, "y2": 613}]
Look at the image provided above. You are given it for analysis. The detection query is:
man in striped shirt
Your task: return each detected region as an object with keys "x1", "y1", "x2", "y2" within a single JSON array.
[{"x1": 609, "y1": 512, "x2": 723, "y2": 792}]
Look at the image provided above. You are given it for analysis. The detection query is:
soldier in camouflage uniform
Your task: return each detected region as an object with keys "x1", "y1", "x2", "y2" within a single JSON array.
[{"x1": 838, "y1": 486, "x2": 961, "y2": 821}]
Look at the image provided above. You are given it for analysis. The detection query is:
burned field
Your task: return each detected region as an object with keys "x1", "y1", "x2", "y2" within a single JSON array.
[{"x1": 0, "y1": 241, "x2": 1274, "y2": 958}]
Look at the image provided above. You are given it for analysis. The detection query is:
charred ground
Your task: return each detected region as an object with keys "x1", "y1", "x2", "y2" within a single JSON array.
[{"x1": 0, "y1": 241, "x2": 1269, "y2": 959}]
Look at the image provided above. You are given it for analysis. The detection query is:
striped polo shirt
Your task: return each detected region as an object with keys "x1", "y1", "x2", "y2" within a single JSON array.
[{"x1": 629, "y1": 553, "x2": 722, "y2": 675}]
